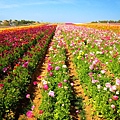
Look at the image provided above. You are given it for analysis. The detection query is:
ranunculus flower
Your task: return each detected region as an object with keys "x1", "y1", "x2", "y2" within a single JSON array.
[
  {"x1": 26, "y1": 110, "x2": 34, "y2": 118},
  {"x1": 49, "y1": 72, "x2": 53, "y2": 76},
  {"x1": 109, "y1": 98, "x2": 112, "y2": 102},
  {"x1": 89, "y1": 65, "x2": 94, "y2": 70},
  {"x1": 37, "y1": 75, "x2": 42, "y2": 80},
  {"x1": 116, "y1": 78, "x2": 120, "y2": 86},
  {"x1": 111, "y1": 104, "x2": 115, "y2": 109},
  {"x1": 112, "y1": 95, "x2": 119, "y2": 101},
  {"x1": 76, "y1": 110, "x2": 79, "y2": 114},
  {"x1": 64, "y1": 79, "x2": 67, "y2": 82},
  {"x1": 39, "y1": 110, "x2": 44, "y2": 115},
  {"x1": 110, "y1": 85, "x2": 117, "y2": 92},
  {"x1": 33, "y1": 81, "x2": 38, "y2": 85},
  {"x1": 47, "y1": 64, "x2": 53, "y2": 72},
  {"x1": 22, "y1": 61, "x2": 29, "y2": 68},
  {"x1": 31, "y1": 105, "x2": 35, "y2": 110},
  {"x1": 101, "y1": 70, "x2": 106, "y2": 74},
  {"x1": 3, "y1": 67, "x2": 7, "y2": 73},
  {"x1": 62, "y1": 65, "x2": 67, "y2": 68},
  {"x1": 58, "y1": 82, "x2": 62, "y2": 88},
  {"x1": 105, "y1": 83, "x2": 111, "y2": 88},
  {"x1": 55, "y1": 66, "x2": 60, "y2": 70},
  {"x1": 43, "y1": 84, "x2": 49, "y2": 90},
  {"x1": 0, "y1": 84, "x2": 4, "y2": 90},
  {"x1": 48, "y1": 90, "x2": 55, "y2": 97},
  {"x1": 88, "y1": 72, "x2": 93, "y2": 77},
  {"x1": 26, "y1": 94, "x2": 30, "y2": 98},
  {"x1": 92, "y1": 79, "x2": 99, "y2": 83},
  {"x1": 70, "y1": 82, "x2": 74, "y2": 86}
]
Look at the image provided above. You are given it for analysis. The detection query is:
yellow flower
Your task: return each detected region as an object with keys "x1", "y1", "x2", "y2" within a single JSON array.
[{"x1": 77, "y1": 55, "x2": 81, "y2": 59}]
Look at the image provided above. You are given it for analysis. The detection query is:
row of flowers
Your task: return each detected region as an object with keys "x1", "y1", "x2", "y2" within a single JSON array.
[
  {"x1": 58, "y1": 25, "x2": 120, "y2": 119},
  {"x1": 0, "y1": 25, "x2": 50, "y2": 77},
  {"x1": 75, "y1": 23, "x2": 120, "y2": 34},
  {"x1": 25, "y1": 25, "x2": 74, "y2": 119},
  {"x1": 0, "y1": 25, "x2": 56, "y2": 119}
]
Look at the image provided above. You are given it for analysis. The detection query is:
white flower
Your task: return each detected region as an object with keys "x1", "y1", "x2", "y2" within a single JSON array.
[
  {"x1": 97, "y1": 84, "x2": 101, "y2": 89},
  {"x1": 101, "y1": 70, "x2": 106, "y2": 74},
  {"x1": 116, "y1": 91, "x2": 119, "y2": 95},
  {"x1": 62, "y1": 65, "x2": 67, "y2": 68},
  {"x1": 42, "y1": 79, "x2": 47, "y2": 85},
  {"x1": 103, "y1": 87, "x2": 107, "y2": 91}
]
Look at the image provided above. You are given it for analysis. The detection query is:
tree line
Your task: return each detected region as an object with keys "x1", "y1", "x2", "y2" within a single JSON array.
[
  {"x1": 91, "y1": 20, "x2": 120, "y2": 23},
  {"x1": 0, "y1": 19, "x2": 40, "y2": 26}
]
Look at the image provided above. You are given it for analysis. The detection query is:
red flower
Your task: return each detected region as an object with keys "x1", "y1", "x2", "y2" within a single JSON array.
[
  {"x1": 39, "y1": 110, "x2": 44, "y2": 115},
  {"x1": 0, "y1": 84, "x2": 4, "y2": 90},
  {"x1": 112, "y1": 95, "x2": 119, "y2": 101},
  {"x1": 58, "y1": 82, "x2": 62, "y2": 88}
]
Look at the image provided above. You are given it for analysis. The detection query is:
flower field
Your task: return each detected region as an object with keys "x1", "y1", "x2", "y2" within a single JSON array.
[{"x1": 0, "y1": 23, "x2": 120, "y2": 120}]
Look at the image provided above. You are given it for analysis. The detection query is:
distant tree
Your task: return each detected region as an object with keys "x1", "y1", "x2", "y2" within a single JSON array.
[
  {"x1": 12, "y1": 20, "x2": 19, "y2": 26},
  {"x1": 2, "y1": 20, "x2": 10, "y2": 26},
  {"x1": 0, "y1": 20, "x2": 2, "y2": 25}
]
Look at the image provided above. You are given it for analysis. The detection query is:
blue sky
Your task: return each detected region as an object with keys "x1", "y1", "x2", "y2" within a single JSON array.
[{"x1": 0, "y1": 0, "x2": 120, "y2": 23}]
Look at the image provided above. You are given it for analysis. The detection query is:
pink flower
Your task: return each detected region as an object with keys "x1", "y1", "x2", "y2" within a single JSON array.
[
  {"x1": 89, "y1": 65, "x2": 94, "y2": 70},
  {"x1": 112, "y1": 95, "x2": 119, "y2": 101},
  {"x1": 48, "y1": 90, "x2": 55, "y2": 97},
  {"x1": 58, "y1": 82, "x2": 62, "y2": 88},
  {"x1": 49, "y1": 72, "x2": 53, "y2": 76},
  {"x1": 88, "y1": 72, "x2": 93, "y2": 77},
  {"x1": 26, "y1": 110, "x2": 34, "y2": 118},
  {"x1": 55, "y1": 66, "x2": 60, "y2": 70},
  {"x1": 64, "y1": 79, "x2": 67, "y2": 82},
  {"x1": 26, "y1": 94, "x2": 30, "y2": 98},
  {"x1": 111, "y1": 104, "x2": 115, "y2": 109},
  {"x1": 31, "y1": 105, "x2": 35, "y2": 110},
  {"x1": 33, "y1": 81, "x2": 38, "y2": 85},
  {"x1": 37, "y1": 75, "x2": 42, "y2": 80},
  {"x1": 105, "y1": 83, "x2": 111, "y2": 88},
  {"x1": 22, "y1": 61, "x2": 29, "y2": 68},
  {"x1": 43, "y1": 84, "x2": 49, "y2": 90},
  {"x1": 92, "y1": 79, "x2": 99, "y2": 83},
  {"x1": 47, "y1": 64, "x2": 53, "y2": 72},
  {"x1": 116, "y1": 78, "x2": 120, "y2": 85},
  {"x1": 110, "y1": 85, "x2": 117, "y2": 92},
  {"x1": 92, "y1": 58, "x2": 99, "y2": 65},
  {"x1": 92, "y1": 78, "x2": 99, "y2": 83},
  {"x1": 3, "y1": 67, "x2": 7, "y2": 73}
]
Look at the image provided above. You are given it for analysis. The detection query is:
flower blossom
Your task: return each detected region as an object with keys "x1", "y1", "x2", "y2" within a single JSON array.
[
  {"x1": 116, "y1": 78, "x2": 120, "y2": 86},
  {"x1": 48, "y1": 90, "x2": 55, "y2": 97},
  {"x1": 58, "y1": 82, "x2": 62, "y2": 88},
  {"x1": 55, "y1": 66, "x2": 60, "y2": 70},
  {"x1": 26, "y1": 94, "x2": 30, "y2": 98},
  {"x1": 22, "y1": 61, "x2": 29, "y2": 68},
  {"x1": 26, "y1": 110, "x2": 34, "y2": 118},
  {"x1": 0, "y1": 84, "x2": 4, "y2": 90}
]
